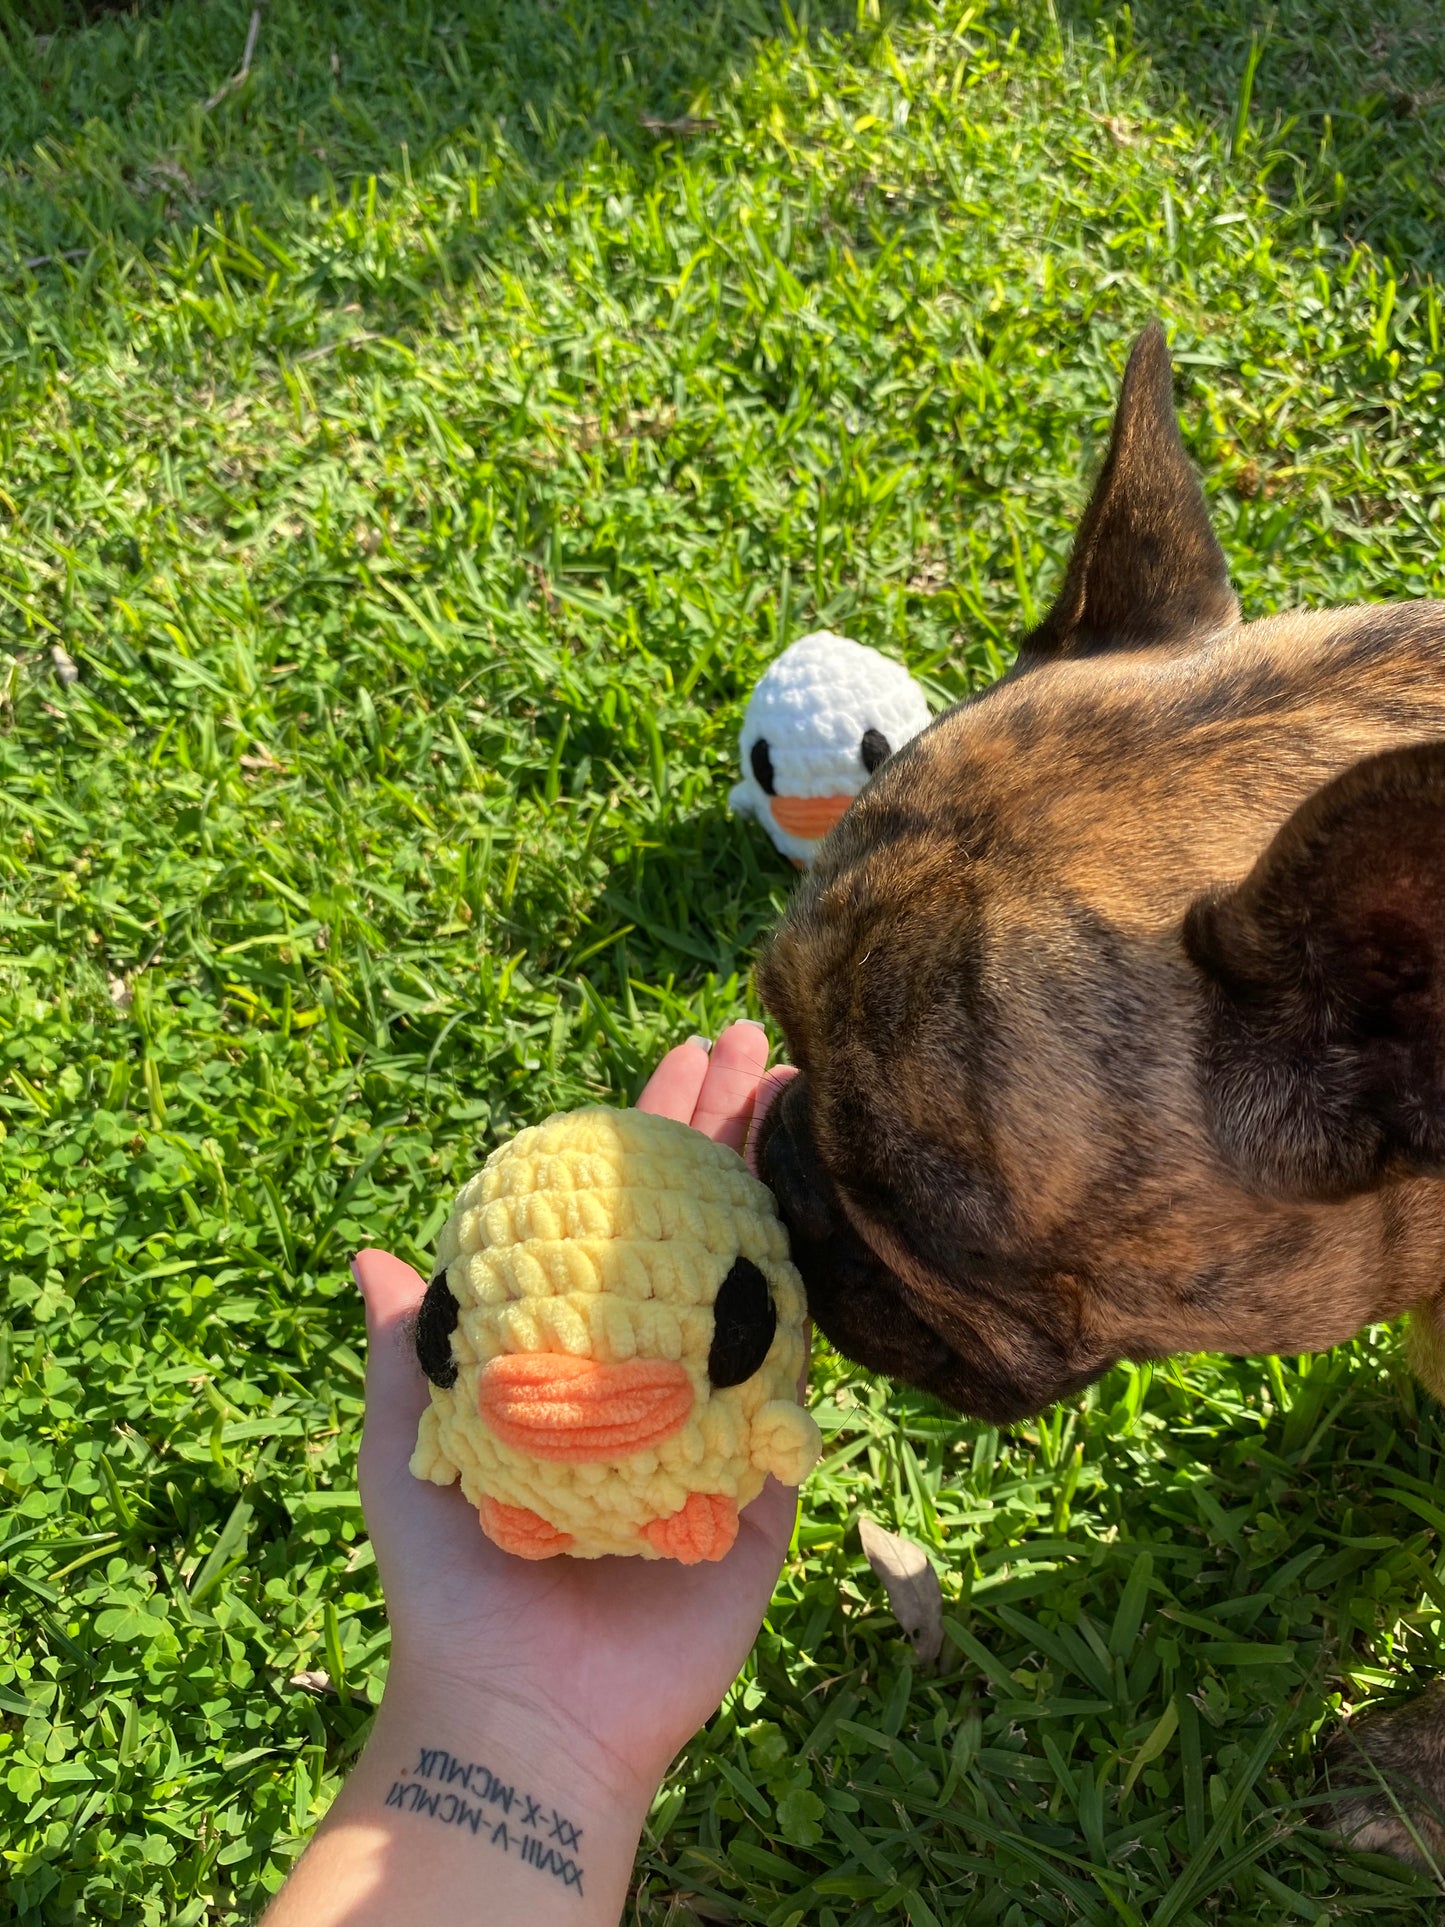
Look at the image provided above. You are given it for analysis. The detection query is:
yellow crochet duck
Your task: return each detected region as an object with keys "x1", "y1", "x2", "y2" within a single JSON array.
[{"x1": 408, "y1": 1107, "x2": 820, "y2": 1562}]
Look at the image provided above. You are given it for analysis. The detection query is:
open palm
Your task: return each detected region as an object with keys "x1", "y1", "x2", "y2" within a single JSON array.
[{"x1": 352, "y1": 1024, "x2": 805, "y2": 1797}]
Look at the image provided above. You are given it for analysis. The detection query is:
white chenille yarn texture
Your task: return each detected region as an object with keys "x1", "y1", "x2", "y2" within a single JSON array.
[{"x1": 729, "y1": 631, "x2": 933, "y2": 865}]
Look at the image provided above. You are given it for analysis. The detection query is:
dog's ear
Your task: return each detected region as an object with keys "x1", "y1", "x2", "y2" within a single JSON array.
[
  {"x1": 1185, "y1": 743, "x2": 1445, "y2": 1200},
  {"x1": 1017, "y1": 321, "x2": 1238, "y2": 667}
]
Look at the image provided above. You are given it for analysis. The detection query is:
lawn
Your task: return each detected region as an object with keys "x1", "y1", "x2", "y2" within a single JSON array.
[{"x1": 3, "y1": 0, "x2": 1445, "y2": 1920}]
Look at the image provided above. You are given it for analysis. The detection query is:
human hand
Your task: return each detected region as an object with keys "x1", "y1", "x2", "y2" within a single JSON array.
[{"x1": 352, "y1": 1022, "x2": 807, "y2": 1813}]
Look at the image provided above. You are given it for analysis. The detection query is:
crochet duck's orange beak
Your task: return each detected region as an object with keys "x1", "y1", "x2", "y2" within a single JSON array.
[
  {"x1": 479, "y1": 1353, "x2": 694, "y2": 1462},
  {"x1": 768, "y1": 792, "x2": 853, "y2": 841}
]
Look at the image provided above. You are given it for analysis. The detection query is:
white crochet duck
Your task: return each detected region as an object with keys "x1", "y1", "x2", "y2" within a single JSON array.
[{"x1": 729, "y1": 631, "x2": 932, "y2": 867}]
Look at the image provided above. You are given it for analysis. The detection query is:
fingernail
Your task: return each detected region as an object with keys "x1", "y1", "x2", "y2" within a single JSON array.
[
  {"x1": 686, "y1": 1034, "x2": 712, "y2": 1053},
  {"x1": 736, "y1": 1019, "x2": 767, "y2": 1033},
  {"x1": 349, "y1": 1256, "x2": 363, "y2": 1292}
]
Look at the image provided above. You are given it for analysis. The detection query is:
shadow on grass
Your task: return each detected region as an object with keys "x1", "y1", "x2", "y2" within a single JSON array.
[
  {"x1": 1059, "y1": 0, "x2": 1445, "y2": 279},
  {"x1": 579, "y1": 796, "x2": 794, "y2": 987},
  {"x1": 0, "y1": 0, "x2": 870, "y2": 264}
]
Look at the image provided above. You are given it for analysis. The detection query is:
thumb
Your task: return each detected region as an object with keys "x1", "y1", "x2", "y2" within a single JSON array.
[{"x1": 352, "y1": 1248, "x2": 430, "y2": 1456}]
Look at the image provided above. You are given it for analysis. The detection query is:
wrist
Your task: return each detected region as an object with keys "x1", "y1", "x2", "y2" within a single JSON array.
[
  {"x1": 371, "y1": 1653, "x2": 659, "y2": 1836},
  {"x1": 264, "y1": 1661, "x2": 656, "y2": 1926}
]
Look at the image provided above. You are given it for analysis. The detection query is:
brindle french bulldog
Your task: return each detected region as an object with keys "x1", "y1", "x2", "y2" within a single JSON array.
[{"x1": 754, "y1": 321, "x2": 1445, "y2": 1863}]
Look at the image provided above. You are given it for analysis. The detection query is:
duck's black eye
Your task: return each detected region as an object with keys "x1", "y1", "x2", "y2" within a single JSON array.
[
  {"x1": 860, "y1": 728, "x2": 891, "y2": 775},
  {"x1": 415, "y1": 1269, "x2": 461, "y2": 1388},
  {"x1": 708, "y1": 1257, "x2": 777, "y2": 1388},
  {"x1": 750, "y1": 738, "x2": 776, "y2": 796}
]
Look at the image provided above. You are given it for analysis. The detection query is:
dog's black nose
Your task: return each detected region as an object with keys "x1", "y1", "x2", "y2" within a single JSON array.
[{"x1": 756, "y1": 1074, "x2": 839, "y2": 1250}]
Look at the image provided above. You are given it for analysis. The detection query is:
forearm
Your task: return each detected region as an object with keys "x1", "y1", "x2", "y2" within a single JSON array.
[{"x1": 262, "y1": 1668, "x2": 655, "y2": 1927}]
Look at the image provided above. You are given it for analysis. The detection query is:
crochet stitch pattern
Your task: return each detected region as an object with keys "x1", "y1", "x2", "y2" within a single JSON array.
[
  {"x1": 729, "y1": 630, "x2": 932, "y2": 866},
  {"x1": 410, "y1": 1107, "x2": 820, "y2": 1561}
]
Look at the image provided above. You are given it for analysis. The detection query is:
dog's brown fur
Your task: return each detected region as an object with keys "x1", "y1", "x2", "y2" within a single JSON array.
[{"x1": 754, "y1": 322, "x2": 1445, "y2": 1862}]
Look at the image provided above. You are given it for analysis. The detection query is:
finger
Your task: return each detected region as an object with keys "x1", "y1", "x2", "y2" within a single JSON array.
[
  {"x1": 634, "y1": 1036, "x2": 711, "y2": 1124},
  {"x1": 737, "y1": 1475, "x2": 801, "y2": 1561},
  {"x1": 744, "y1": 1063, "x2": 798, "y2": 1177},
  {"x1": 690, "y1": 1020, "x2": 770, "y2": 1151},
  {"x1": 353, "y1": 1248, "x2": 430, "y2": 1451}
]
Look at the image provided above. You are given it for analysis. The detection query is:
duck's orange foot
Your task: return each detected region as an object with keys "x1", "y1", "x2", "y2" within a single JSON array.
[
  {"x1": 643, "y1": 1491, "x2": 738, "y2": 1564},
  {"x1": 479, "y1": 1495, "x2": 574, "y2": 1560}
]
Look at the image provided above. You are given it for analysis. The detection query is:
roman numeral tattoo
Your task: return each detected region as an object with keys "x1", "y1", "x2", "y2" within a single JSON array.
[{"x1": 383, "y1": 1748, "x2": 585, "y2": 1895}]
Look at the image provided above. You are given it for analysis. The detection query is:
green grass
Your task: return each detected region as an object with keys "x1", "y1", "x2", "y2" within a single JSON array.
[{"x1": 4, "y1": 0, "x2": 1445, "y2": 1920}]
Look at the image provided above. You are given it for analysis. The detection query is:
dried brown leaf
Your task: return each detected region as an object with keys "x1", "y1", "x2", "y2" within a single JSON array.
[
  {"x1": 1094, "y1": 112, "x2": 1137, "y2": 147},
  {"x1": 289, "y1": 1667, "x2": 371, "y2": 1705},
  {"x1": 639, "y1": 113, "x2": 718, "y2": 139},
  {"x1": 858, "y1": 1514, "x2": 943, "y2": 1665}
]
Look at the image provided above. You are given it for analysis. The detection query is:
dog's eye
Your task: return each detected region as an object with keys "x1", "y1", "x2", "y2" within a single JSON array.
[
  {"x1": 416, "y1": 1268, "x2": 461, "y2": 1388},
  {"x1": 708, "y1": 1257, "x2": 777, "y2": 1388},
  {"x1": 750, "y1": 738, "x2": 776, "y2": 796},
  {"x1": 860, "y1": 728, "x2": 891, "y2": 775}
]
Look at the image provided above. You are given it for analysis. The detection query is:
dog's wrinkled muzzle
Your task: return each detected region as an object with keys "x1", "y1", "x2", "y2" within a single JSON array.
[{"x1": 756, "y1": 1074, "x2": 1116, "y2": 1425}]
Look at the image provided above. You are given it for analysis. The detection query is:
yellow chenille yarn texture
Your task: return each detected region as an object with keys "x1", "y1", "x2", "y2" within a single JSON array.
[{"x1": 409, "y1": 1106, "x2": 821, "y2": 1561}]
